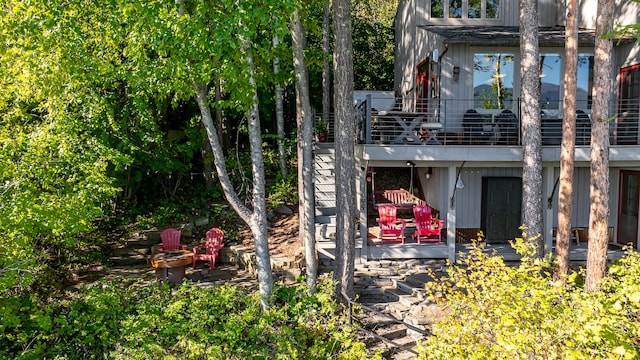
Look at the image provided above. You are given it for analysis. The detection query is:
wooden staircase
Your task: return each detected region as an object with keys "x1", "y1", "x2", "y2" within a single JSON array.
[{"x1": 314, "y1": 143, "x2": 364, "y2": 262}]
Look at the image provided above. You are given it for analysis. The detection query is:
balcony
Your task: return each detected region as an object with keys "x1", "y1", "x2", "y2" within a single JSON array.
[{"x1": 326, "y1": 97, "x2": 640, "y2": 147}]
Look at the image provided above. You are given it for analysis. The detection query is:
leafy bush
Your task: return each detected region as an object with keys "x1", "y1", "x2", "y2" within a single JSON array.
[
  {"x1": 1, "y1": 279, "x2": 370, "y2": 359},
  {"x1": 418, "y1": 237, "x2": 640, "y2": 359},
  {"x1": 268, "y1": 172, "x2": 299, "y2": 208}
]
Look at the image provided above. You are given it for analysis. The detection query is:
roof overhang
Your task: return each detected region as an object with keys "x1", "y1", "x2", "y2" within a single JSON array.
[{"x1": 418, "y1": 26, "x2": 607, "y2": 47}]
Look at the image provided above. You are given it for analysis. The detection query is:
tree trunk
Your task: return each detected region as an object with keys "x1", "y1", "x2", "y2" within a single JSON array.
[
  {"x1": 244, "y1": 42, "x2": 274, "y2": 309},
  {"x1": 332, "y1": 0, "x2": 356, "y2": 302},
  {"x1": 195, "y1": 82, "x2": 274, "y2": 310},
  {"x1": 585, "y1": 0, "x2": 613, "y2": 292},
  {"x1": 322, "y1": 1, "x2": 331, "y2": 122},
  {"x1": 183, "y1": 0, "x2": 272, "y2": 309},
  {"x1": 273, "y1": 29, "x2": 288, "y2": 180},
  {"x1": 291, "y1": 9, "x2": 318, "y2": 292},
  {"x1": 555, "y1": 0, "x2": 578, "y2": 281},
  {"x1": 214, "y1": 78, "x2": 229, "y2": 153},
  {"x1": 202, "y1": 131, "x2": 215, "y2": 189},
  {"x1": 519, "y1": 0, "x2": 543, "y2": 257}
]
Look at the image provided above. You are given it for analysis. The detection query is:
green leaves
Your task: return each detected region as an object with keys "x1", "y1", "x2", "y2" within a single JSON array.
[
  {"x1": 419, "y1": 239, "x2": 640, "y2": 359},
  {"x1": 0, "y1": 279, "x2": 368, "y2": 359}
]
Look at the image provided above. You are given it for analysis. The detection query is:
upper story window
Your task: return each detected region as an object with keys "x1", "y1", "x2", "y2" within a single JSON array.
[
  {"x1": 431, "y1": 0, "x2": 500, "y2": 19},
  {"x1": 540, "y1": 53, "x2": 562, "y2": 109},
  {"x1": 576, "y1": 54, "x2": 594, "y2": 109},
  {"x1": 539, "y1": 53, "x2": 593, "y2": 112},
  {"x1": 473, "y1": 53, "x2": 515, "y2": 109}
]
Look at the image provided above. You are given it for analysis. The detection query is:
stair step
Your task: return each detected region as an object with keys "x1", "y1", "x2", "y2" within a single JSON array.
[
  {"x1": 355, "y1": 275, "x2": 395, "y2": 287},
  {"x1": 382, "y1": 288, "x2": 423, "y2": 308},
  {"x1": 315, "y1": 215, "x2": 336, "y2": 224},
  {"x1": 374, "y1": 324, "x2": 407, "y2": 341},
  {"x1": 314, "y1": 175, "x2": 335, "y2": 182},
  {"x1": 315, "y1": 200, "x2": 336, "y2": 208},
  {"x1": 315, "y1": 207, "x2": 337, "y2": 216},
  {"x1": 108, "y1": 254, "x2": 148, "y2": 267},
  {"x1": 395, "y1": 280, "x2": 427, "y2": 300},
  {"x1": 112, "y1": 246, "x2": 152, "y2": 256}
]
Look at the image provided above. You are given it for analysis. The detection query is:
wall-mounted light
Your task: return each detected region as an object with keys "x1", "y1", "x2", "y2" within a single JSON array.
[
  {"x1": 452, "y1": 66, "x2": 460, "y2": 83},
  {"x1": 406, "y1": 161, "x2": 415, "y2": 167},
  {"x1": 425, "y1": 167, "x2": 433, "y2": 180}
]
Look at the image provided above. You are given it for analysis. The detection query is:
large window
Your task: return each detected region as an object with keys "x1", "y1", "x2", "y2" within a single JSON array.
[
  {"x1": 576, "y1": 54, "x2": 594, "y2": 109},
  {"x1": 431, "y1": 0, "x2": 500, "y2": 19},
  {"x1": 539, "y1": 53, "x2": 562, "y2": 110},
  {"x1": 473, "y1": 53, "x2": 515, "y2": 109}
]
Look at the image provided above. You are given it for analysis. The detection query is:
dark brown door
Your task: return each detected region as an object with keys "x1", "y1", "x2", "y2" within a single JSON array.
[
  {"x1": 617, "y1": 170, "x2": 640, "y2": 247},
  {"x1": 482, "y1": 177, "x2": 522, "y2": 243}
]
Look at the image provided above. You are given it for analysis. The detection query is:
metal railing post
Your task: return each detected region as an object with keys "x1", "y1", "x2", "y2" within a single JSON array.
[{"x1": 366, "y1": 94, "x2": 372, "y2": 144}]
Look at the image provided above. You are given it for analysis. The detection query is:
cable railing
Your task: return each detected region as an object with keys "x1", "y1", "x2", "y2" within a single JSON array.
[{"x1": 316, "y1": 96, "x2": 640, "y2": 146}]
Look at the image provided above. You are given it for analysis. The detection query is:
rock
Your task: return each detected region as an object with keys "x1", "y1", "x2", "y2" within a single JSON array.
[
  {"x1": 275, "y1": 204, "x2": 293, "y2": 215},
  {"x1": 267, "y1": 211, "x2": 276, "y2": 221},
  {"x1": 194, "y1": 217, "x2": 209, "y2": 227},
  {"x1": 142, "y1": 230, "x2": 161, "y2": 242},
  {"x1": 181, "y1": 223, "x2": 193, "y2": 237}
]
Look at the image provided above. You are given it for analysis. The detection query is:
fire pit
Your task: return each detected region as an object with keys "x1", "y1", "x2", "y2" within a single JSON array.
[{"x1": 148, "y1": 250, "x2": 193, "y2": 285}]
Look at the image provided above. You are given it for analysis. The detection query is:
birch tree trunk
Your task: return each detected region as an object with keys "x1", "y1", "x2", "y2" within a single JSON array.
[
  {"x1": 585, "y1": 0, "x2": 613, "y2": 292},
  {"x1": 519, "y1": 0, "x2": 544, "y2": 257},
  {"x1": 291, "y1": 9, "x2": 318, "y2": 292},
  {"x1": 202, "y1": 131, "x2": 215, "y2": 189},
  {"x1": 214, "y1": 79, "x2": 229, "y2": 152},
  {"x1": 332, "y1": 0, "x2": 356, "y2": 302},
  {"x1": 322, "y1": 1, "x2": 331, "y2": 122},
  {"x1": 555, "y1": 0, "x2": 578, "y2": 281},
  {"x1": 273, "y1": 29, "x2": 288, "y2": 180},
  {"x1": 180, "y1": 0, "x2": 272, "y2": 309},
  {"x1": 245, "y1": 45, "x2": 274, "y2": 309}
]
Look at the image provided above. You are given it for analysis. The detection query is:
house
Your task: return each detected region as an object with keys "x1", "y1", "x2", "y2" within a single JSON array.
[{"x1": 314, "y1": 0, "x2": 639, "y2": 263}]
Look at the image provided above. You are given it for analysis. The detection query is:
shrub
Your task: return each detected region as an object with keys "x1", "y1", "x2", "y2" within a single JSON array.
[
  {"x1": 1, "y1": 278, "x2": 371, "y2": 359},
  {"x1": 417, "y1": 237, "x2": 640, "y2": 360}
]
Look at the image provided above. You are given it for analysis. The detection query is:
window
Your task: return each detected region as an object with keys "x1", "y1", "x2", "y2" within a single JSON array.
[
  {"x1": 539, "y1": 53, "x2": 562, "y2": 109},
  {"x1": 431, "y1": 0, "x2": 500, "y2": 19},
  {"x1": 576, "y1": 54, "x2": 594, "y2": 109},
  {"x1": 473, "y1": 53, "x2": 515, "y2": 109}
]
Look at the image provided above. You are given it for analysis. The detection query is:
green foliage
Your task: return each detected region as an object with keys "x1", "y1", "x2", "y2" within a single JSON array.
[
  {"x1": 0, "y1": 279, "x2": 370, "y2": 359},
  {"x1": 418, "y1": 236, "x2": 640, "y2": 359},
  {"x1": 351, "y1": 0, "x2": 396, "y2": 90},
  {"x1": 316, "y1": 119, "x2": 328, "y2": 133},
  {"x1": 268, "y1": 172, "x2": 299, "y2": 208}
]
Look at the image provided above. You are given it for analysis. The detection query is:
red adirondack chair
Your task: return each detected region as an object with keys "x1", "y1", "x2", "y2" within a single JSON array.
[
  {"x1": 376, "y1": 205, "x2": 407, "y2": 243},
  {"x1": 412, "y1": 205, "x2": 444, "y2": 244},
  {"x1": 192, "y1": 228, "x2": 224, "y2": 270},
  {"x1": 158, "y1": 228, "x2": 187, "y2": 252}
]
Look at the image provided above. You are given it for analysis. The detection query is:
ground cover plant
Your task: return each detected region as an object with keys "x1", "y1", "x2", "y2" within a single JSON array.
[
  {"x1": 1, "y1": 278, "x2": 371, "y2": 359},
  {"x1": 418, "y1": 237, "x2": 640, "y2": 360}
]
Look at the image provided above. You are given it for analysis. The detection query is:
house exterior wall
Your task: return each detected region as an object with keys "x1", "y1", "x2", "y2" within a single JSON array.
[
  {"x1": 395, "y1": 1, "x2": 415, "y2": 101},
  {"x1": 548, "y1": 167, "x2": 618, "y2": 229},
  {"x1": 613, "y1": 0, "x2": 640, "y2": 27},
  {"x1": 419, "y1": 166, "x2": 621, "y2": 232},
  {"x1": 376, "y1": 0, "x2": 640, "y2": 253},
  {"x1": 396, "y1": 0, "x2": 639, "y2": 102},
  {"x1": 617, "y1": 42, "x2": 640, "y2": 70}
]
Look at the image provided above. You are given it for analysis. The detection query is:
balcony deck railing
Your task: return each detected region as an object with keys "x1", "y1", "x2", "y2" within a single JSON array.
[{"x1": 316, "y1": 97, "x2": 640, "y2": 146}]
